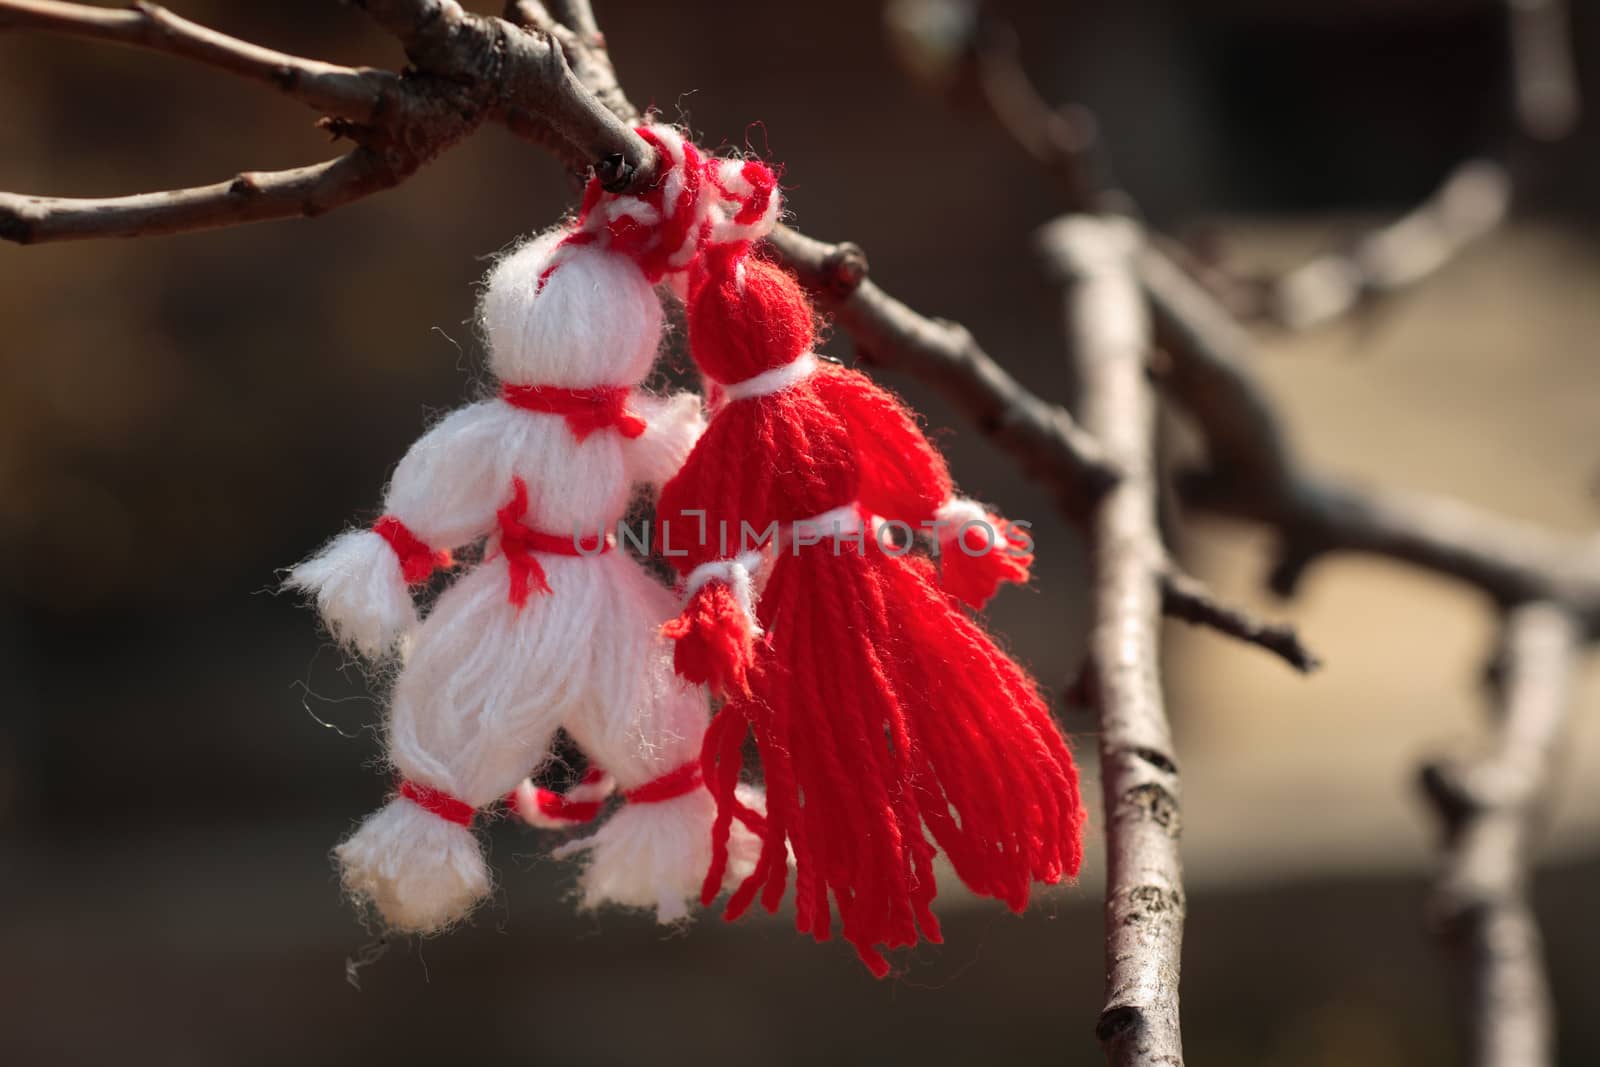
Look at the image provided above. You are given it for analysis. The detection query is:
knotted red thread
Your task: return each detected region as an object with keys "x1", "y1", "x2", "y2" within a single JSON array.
[
  {"x1": 496, "y1": 477, "x2": 612, "y2": 609},
  {"x1": 571, "y1": 127, "x2": 706, "y2": 282},
  {"x1": 501, "y1": 383, "x2": 647, "y2": 441},
  {"x1": 372, "y1": 515, "x2": 451, "y2": 585},
  {"x1": 622, "y1": 761, "x2": 703, "y2": 804},
  {"x1": 531, "y1": 127, "x2": 704, "y2": 306},
  {"x1": 399, "y1": 779, "x2": 475, "y2": 827},
  {"x1": 524, "y1": 766, "x2": 610, "y2": 824},
  {"x1": 518, "y1": 761, "x2": 704, "y2": 829},
  {"x1": 708, "y1": 158, "x2": 778, "y2": 229},
  {"x1": 534, "y1": 230, "x2": 596, "y2": 294}
]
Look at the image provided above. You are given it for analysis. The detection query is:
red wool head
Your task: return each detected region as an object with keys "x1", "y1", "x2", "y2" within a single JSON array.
[{"x1": 688, "y1": 248, "x2": 816, "y2": 385}]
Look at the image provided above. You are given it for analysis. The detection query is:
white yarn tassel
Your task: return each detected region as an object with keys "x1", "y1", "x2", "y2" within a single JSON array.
[
  {"x1": 553, "y1": 784, "x2": 765, "y2": 922},
  {"x1": 335, "y1": 797, "x2": 490, "y2": 934},
  {"x1": 286, "y1": 528, "x2": 418, "y2": 658}
]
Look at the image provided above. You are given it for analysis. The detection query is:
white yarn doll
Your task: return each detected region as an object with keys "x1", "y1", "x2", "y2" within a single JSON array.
[{"x1": 287, "y1": 128, "x2": 751, "y2": 932}]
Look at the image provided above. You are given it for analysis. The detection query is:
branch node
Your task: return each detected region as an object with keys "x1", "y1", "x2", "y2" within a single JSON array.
[
  {"x1": 820, "y1": 241, "x2": 869, "y2": 298},
  {"x1": 1094, "y1": 1005, "x2": 1142, "y2": 1043},
  {"x1": 593, "y1": 151, "x2": 632, "y2": 193}
]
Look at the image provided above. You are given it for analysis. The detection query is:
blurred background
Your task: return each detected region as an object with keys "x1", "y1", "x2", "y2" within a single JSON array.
[{"x1": 2, "y1": 1, "x2": 1598, "y2": 1063}]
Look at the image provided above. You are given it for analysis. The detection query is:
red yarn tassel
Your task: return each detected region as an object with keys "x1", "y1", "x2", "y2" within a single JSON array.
[
  {"x1": 661, "y1": 212, "x2": 1085, "y2": 975},
  {"x1": 660, "y1": 583, "x2": 757, "y2": 697},
  {"x1": 939, "y1": 514, "x2": 1034, "y2": 610}
]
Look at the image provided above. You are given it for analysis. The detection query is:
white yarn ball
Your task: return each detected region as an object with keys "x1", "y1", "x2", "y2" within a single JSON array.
[{"x1": 480, "y1": 233, "x2": 665, "y2": 388}]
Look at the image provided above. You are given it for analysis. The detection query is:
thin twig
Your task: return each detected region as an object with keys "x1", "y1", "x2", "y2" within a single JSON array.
[
  {"x1": 1140, "y1": 244, "x2": 1600, "y2": 630},
  {"x1": 1421, "y1": 601, "x2": 1577, "y2": 1067},
  {"x1": 0, "y1": 149, "x2": 436, "y2": 244},
  {"x1": 1040, "y1": 214, "x2": 1186, "y2": 1067},
  {"x1": 769, "y1": 224, "x2": 1118, "y2": 511},
  {"x1": 1159, "y1": 566, "x2": 1319, "y2": 673},
  {"x1": 1264, "y1": 159, "x2": 1512, "y2": 331},
  {"x1": 971, "y1": 22, "x2": 1106, "y2": 214},
  {"x1": 0, "y1": 0, "x2": 1083, "y2": 541},
  {"x1": 1506, "y1": 0, "x2": 1580, "y2": 142},
  {"x1": 0, "y1": 0, "x2": 395, "y2": 120}
]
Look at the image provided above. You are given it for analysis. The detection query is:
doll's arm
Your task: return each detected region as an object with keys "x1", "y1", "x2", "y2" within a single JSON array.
[
  {"x1": 286, "y1": 401, "x2": 509, "y2": 658},
  {"x1": 655, "y1": 440, "x2": 768, "y2": 697},
  {"x1": 846, "y1": 374, "x2": 1033, "y2": 610},
  {"x1": 621, "y1": 390, "x2": 707, "y2": 490}
]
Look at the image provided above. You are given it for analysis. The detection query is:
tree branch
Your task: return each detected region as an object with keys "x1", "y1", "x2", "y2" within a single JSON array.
[
  {"x1": 0, "y1": 149, "x2": 430, "y2": 244},
  {"x1": 1506, "y1": 0, "x2": 1580, "y2": 143},
  {"x1": 0, "y1": 0, "x2": 397, "y2": 121},
  {"x1": 1421, "y1": 601, "x2": 1578, "y2": 1067},
  {"x1": 1159, "y1": 566, "x2": 1319, "y2": 673},
  {"x1": 768, "y1": 223, "x2": 1118, "y2": 512},
  {"x1": 350, "y1": 0, "x2": 652, "y2": 190},
  {"x1": 504, "y1": 0, "x2": 640, "y2": 131},
  {"x1": 1040, "y1": 214, "x2": 1186, "y2": 1067},
  {"x1": 970, "y1": 21, "x2": 1107, "y2": 215},
  {"x1": 1140, "y1": 244, "x2": 1600, "y2": 629},
  {"x1": 0, "y1": 0, "x2": 659, "y2": 246},
  {"x1": 1262, "y1": 159, "x2": 1512, "y2": 331}
]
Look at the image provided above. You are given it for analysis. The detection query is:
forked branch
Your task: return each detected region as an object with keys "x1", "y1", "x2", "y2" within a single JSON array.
[
  {"x1": 0, "y1": 0, "x2": 658, "y2": 247},
  {"x1": 1140, "y1": 245, "x2": 1600, "y2": 630}
]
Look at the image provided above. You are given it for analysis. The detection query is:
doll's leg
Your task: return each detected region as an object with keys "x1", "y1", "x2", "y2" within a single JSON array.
[{"x1": 335, "y1": 574, "x2": 569, "y2": 933}]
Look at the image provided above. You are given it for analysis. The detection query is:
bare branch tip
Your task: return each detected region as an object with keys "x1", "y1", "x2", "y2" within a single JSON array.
[{"x1": 1162, "y1": 567, "x2": 1320, "y2": 673}]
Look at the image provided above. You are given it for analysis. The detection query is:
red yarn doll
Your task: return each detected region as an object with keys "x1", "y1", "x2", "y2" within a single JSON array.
[{"x1": 658, "y1": 158, "x2": 1086, "y2": 976}]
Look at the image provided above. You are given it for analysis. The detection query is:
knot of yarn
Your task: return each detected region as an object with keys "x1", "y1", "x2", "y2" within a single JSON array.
[
  {"x1": 500, "y1": 382, "x2": 648, "y2": 441},
  {"x1": 704, "y1": 156, "x2": 781, "y2": 248},
  {"x1": 373, "y1": 515, "x2": 452, "y2": 585},
  {"x1": 495, "y1": 477, "x2": 612, "y2": 609},
  {"x1": 571, "y1": 125, "x2": 713, "y2": 282}
]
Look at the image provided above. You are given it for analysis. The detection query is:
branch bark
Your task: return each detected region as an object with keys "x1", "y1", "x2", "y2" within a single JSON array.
[
  {"x1": 1041, "y1": 215, "x2": 1185, "y2": 1067},
  {"x1": 1140, "y1": 244, "x2": 1600, "y2": 630},
  {"x1": 0, "y1": 0, "x2": 1117, "y2": 536},
  {"x1": 0, "y1": 149, "x2": 434, "y2": 244},
  {"x1": 0, "y1": 0, "x2": 658, "y2": 246},
  {"x1": 0, "y1": 0, "x2": 396, "y2": 120},
  {"x1": 1421, "y1": 601, "x2": 1578, "y2": 1067},
  {"x1": 1160, "y1": 566, "x2": 1319, "y2": 673},
  {"x1": 1263, "y1": 160, "x2": 1512, "y2": 331},
  {"x1": 768, "y1": 224, "x2": 1117, "y2": 511},
  {"x1": 1506, "y1": 0, "x2": 1580, "y2": 143}
]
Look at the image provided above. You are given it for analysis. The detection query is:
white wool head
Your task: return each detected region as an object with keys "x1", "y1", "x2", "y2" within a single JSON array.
[{"x1": 479, "y1": 230, "x2": 664, "y2": 389}]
